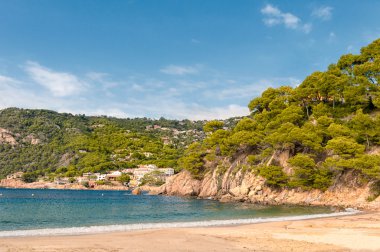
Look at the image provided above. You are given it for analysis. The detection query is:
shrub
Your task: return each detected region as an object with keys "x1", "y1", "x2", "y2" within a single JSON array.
[
  {"x1": 21, "y1": 172, "x2": 38, "y2": 183},
  {"x1": 118, "y1": 174, "x2": 131, "y2": 184},
  {"x1": 256, "y1": 165, "x2": 288, "y2": 188}
]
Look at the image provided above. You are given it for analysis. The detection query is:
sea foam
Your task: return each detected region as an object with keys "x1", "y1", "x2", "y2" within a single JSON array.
[{"x1": 0, "y1": 209, "x2": 360, "y2": 237}]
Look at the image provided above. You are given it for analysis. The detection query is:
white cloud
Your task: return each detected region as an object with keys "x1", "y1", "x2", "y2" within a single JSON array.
[
  {"x1": 186, "y1": 104, "x2": 249, "y2": 120},
  {"x1": 302, "y1": 23, "x2": 312, "y2": 34},
  {"x1": 206, "y1": 77, "x2": 301, "y2": 100},
  {"x1": 60, "y1": 107, "x2": 131, "y2": 118},
  {"x1": 86, "y1": 72, "x2": 108, "y2": 81},
  {"x1": 0, "y1": 74, "x2": 63, "y2": 110},
  {"x1": 0, "y1": 75, "x2": 20, "y2": 86},
  {"x1": 24, "y1": 61, "x2": 87, "y2": 97},
  {"x1": 86, "y1": 71, "x2": 119, "y2": 92},
  {"x1": 0, "y1": 75, "x2": 249, "y2": 120},
  {"x1": 116, "y1": 96, "x2": 249, "y2": 120},
  {"x1": 1, "y1": 62, "x2": 257, "y2": 120},
  {"x1": 312, "y1": 6, "x2": 333, "y2": 21},
  {"x1": 0, "y1": 75, "x2": 131, "y2": 119},
  {"x1": 261, "y1": 4, "x2": 281, "y2": 16},
  {"x1": 131, "y1": 83, "x2": 144, "y2": 91},
  {"x1": 261, "y1": 4, "x2": 312, "y2": 33},
  {"x1": 160, "y1": 65, "x2": 199, "y2": 75}
]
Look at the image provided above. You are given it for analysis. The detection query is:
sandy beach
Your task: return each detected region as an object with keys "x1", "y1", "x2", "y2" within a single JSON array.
[{"x1": 0, "y1": 211, "x2": 379, "y2": 252}]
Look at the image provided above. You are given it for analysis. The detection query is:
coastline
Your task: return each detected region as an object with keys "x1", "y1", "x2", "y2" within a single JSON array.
[
  {"x1": 1, "y1": 183, "x2": 379, "y2": 212},
  {"x1": 0, "y1": 179, "x2": 129, "y2": 191},
  {"x1": 0, "y1": 209, "x2": 360, "y2": 238},
  {"x1": 0, "y1": 211, "x2": 379, "y2": 251}
]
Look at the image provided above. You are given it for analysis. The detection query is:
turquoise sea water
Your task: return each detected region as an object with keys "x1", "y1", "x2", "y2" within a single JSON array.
[{"x1": 0, "y1": 188, "x2": 346, "y2": 236}]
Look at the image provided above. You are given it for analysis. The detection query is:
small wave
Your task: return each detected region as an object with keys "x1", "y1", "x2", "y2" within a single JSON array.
[{"x1": 0, "y1": 209, "x2": 360, "y2": 237}]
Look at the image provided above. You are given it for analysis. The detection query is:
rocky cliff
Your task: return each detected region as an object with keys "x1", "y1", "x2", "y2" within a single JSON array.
[{"x1": 159, "y1": 155, "x2": 380, "y2": 211}]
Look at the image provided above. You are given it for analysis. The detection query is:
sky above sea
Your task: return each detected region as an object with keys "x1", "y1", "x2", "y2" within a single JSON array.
[{"x1": 0, "y1": 0, "x2": 379, "y2": 120}]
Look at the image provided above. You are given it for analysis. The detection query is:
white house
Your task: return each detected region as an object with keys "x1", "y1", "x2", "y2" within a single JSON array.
[
  {"x1": 96, "y1": 174, "x2": 107, "y2": 181},
  {"x1": 133, "y1": 167, "x2": 156, "y2": 181}
]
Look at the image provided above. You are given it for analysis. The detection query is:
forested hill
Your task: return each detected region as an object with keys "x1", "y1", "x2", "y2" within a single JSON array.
[
  {"x1": 1, "y1": 38, "x2": 380, "y2": 199},
  {"x1": 179, "y1": 38, "x2": 380, "y2": 198},
  {"x1": 0, "y1": 108, "x2": 221, "y2": 179}
]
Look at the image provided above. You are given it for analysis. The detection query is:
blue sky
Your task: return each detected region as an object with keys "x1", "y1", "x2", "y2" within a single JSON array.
[{"x1": 0, "y1": 0, "x2": 379, "y2": 119}]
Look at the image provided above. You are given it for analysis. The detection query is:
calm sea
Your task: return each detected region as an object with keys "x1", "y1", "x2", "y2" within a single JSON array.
[{"x1": 0, "y1": 188, "x2": 355, "y2": 236}]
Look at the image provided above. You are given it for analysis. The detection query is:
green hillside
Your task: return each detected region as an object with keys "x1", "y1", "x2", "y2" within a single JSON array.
[
  {"x1": 0, "y1": 108, "x2": 207, "y2": 179},
  {"x1": 179, "y1": 39, "x2": 380, "y2": 197},
  {"x1": 2, "y1": 38, "x2": 379, "y2": 199}
]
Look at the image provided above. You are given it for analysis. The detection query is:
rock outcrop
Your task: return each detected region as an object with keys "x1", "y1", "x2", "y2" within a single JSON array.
[
  {"x1": 160, "y1": 157, "x2": 380, "y2": 210},
  {"x1": 131, "y1": 187, "x2": 142, "y2": 195},
  {"x1": 23, "y1": 134, "x2": 41, "y2": 145},
  {"x1": 139, "y1": 185, "x2": 165, "y2": 195},
  {"x1": 0, "y1": 128, "x2": 17, "y2": 145},
  {"x1": 163, "y1": 170, "x2": 201, "y2": 196}
]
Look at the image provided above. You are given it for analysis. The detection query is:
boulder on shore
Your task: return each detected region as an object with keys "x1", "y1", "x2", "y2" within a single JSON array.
[{"x1": 131, "y1": 187, "x2": 142, "y2": 195}]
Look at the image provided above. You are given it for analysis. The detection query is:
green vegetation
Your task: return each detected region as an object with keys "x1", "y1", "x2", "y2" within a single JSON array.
[
  {"x1": 254, "y1": 165, "x2": 288, "y2": 188},
  {"x1": 1, "y1": 38, "x2": 380, "y2": 200},
  {"x1": 180, "y1": 38, "x2": 380, "y2": 197},
  {"x1": 118, "y1": 174, "x2": 131, "y2": 184},
  {"x1": 0, "y1": 108, "x2": 207, "y2": 179},
  {"x1": 178, "y1": 142, "x2": 205, "y2": 179},
  {"x1": 140, "y1": 170, "x2": 166, "y2": 186}
]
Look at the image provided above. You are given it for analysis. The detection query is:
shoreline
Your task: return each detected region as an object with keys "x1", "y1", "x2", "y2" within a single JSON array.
[
  {"x1": 0, "y1": 209, "x2": 360, "y2": 238},
  {"x1": 0, "y1": 211, "x2": 379, "y2": 251},
  {"x1": 0, "y1": 186, "x2": 130, "y2": 191},
  {"x1": 0, "y1": 181, "x2": 130, "y2": 191},
  {"x1": 1, "y1": 186, "x2": 375, "y2": 212}
]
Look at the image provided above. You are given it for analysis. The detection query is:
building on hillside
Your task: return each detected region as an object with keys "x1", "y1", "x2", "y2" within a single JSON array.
[
  {"x1": 77, "y1": 177, "x2": 89, "y2": 183},
  {"x1": 54, "y1": 177, "x2": 70, "y2": 185},
  {"x1": 96, "y1": 174, "x2": 107, "y2": 181},
  {"x1": 130, "y1": 165, "x2": 175, "y2": 184},
  {"x1": 158, "y1": 168, "x2": 175, "y2": 176},
  {"x1": 106, "y1": 171, "x2": 122, "y2": 181},
  {"x1": 122, "y1": 168, "x2": 134, "y2": 174},
  {"x1": 6, "y1": 172, "x2": 24, "y2": 180},
  {"x1": 133, "y1": 166, "x2": 157, "y2": 181}
]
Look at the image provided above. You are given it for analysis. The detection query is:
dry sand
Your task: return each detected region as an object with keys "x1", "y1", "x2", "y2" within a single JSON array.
[{"x1": 0, "y1": 212, "x2": 380, "y2": 252}]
